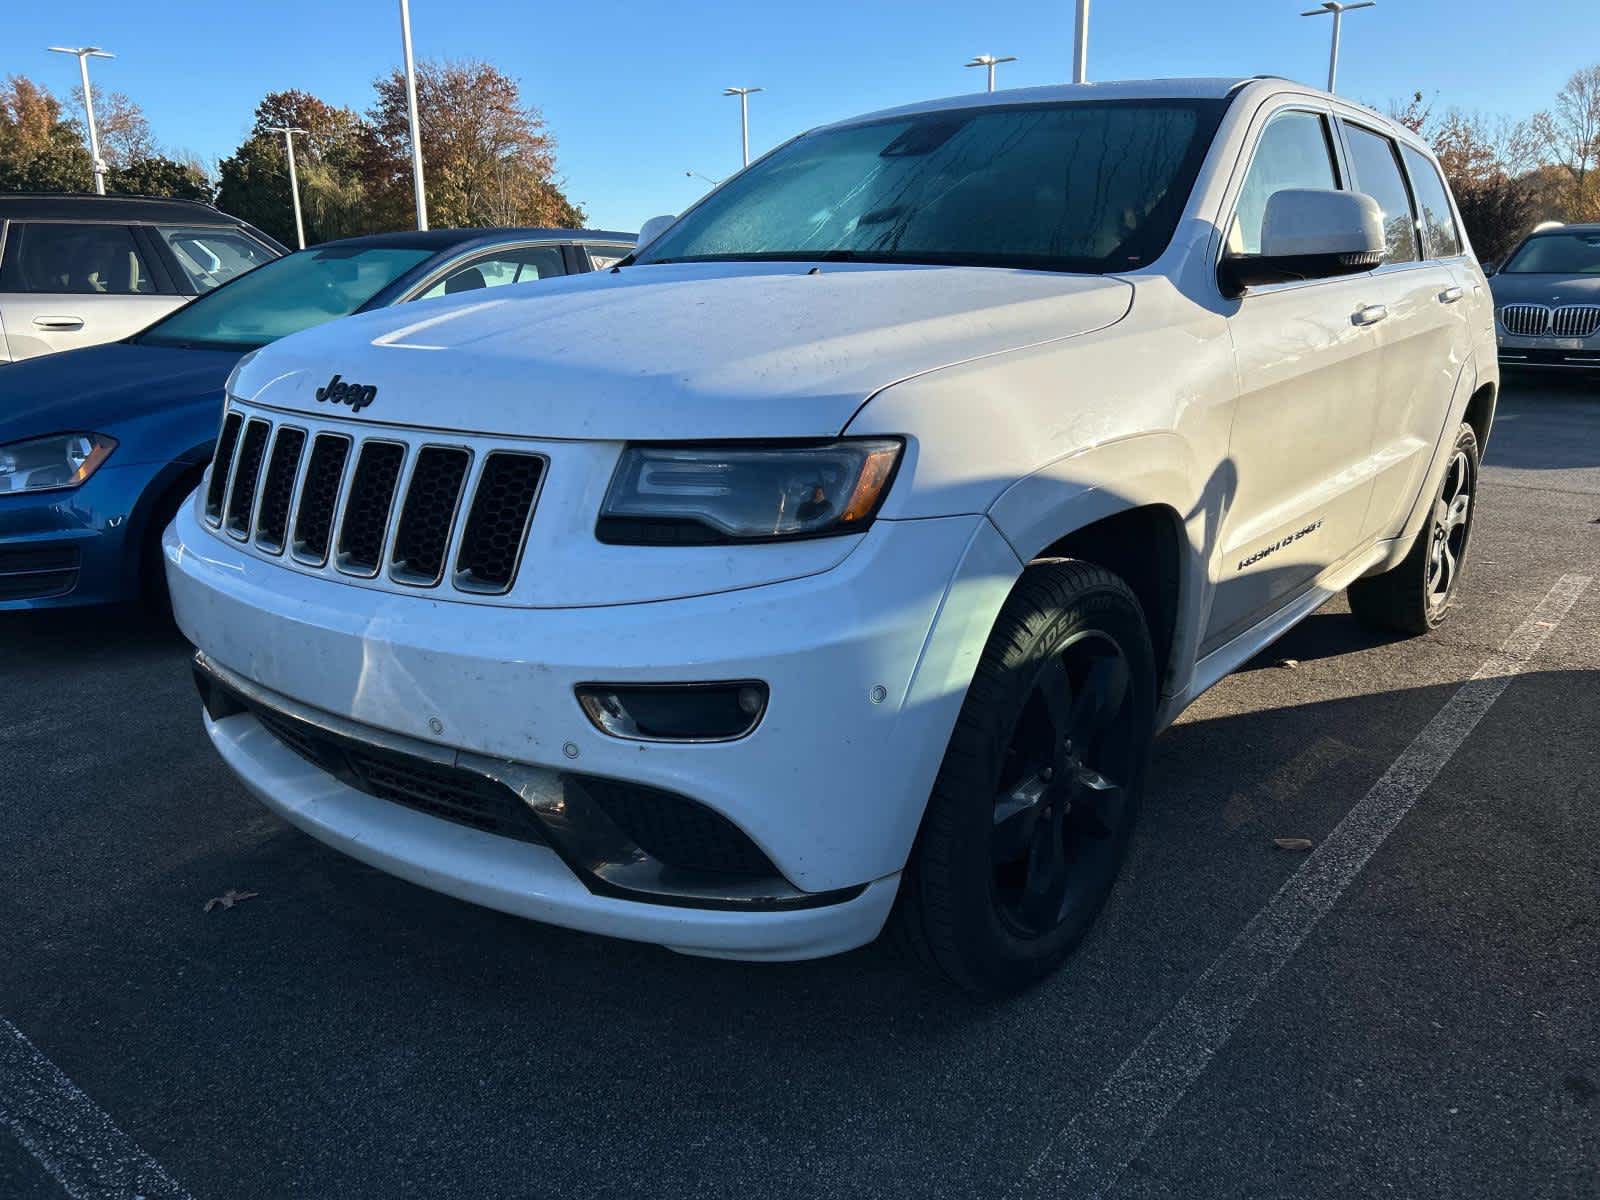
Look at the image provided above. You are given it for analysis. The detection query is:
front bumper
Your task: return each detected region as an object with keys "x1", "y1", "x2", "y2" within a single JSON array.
[
  {"x1": 0, "y1": 464, "x2": 159, "y2": 608},
  {"x1": 166, "y1": 499, "x2": 1022, "y2": 958},
  {"x1": 1496, "y1": 332, "x2": 1600, "y2": 371}
]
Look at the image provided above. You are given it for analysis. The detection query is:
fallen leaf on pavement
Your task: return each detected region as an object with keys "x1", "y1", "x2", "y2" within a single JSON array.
[
  {"x1": 203, "y1": 889, "x2": 259, "y2": 913},
  {"x1": 1273, "y1": 837, "x2": 1314, "y2": 851}
]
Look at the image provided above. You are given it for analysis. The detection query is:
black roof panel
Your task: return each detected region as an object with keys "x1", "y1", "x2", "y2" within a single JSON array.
[{"x1": 0, "y1": 193, "x2": 249, "y2": 225}]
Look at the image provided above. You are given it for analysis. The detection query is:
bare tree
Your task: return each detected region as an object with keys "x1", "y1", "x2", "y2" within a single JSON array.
[{"x1": 1533, "y1": 64, "x2": 1600, "y2": 221}]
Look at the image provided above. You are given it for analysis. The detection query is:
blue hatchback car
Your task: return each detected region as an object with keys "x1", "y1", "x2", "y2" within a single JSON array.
[{"x1": 0, "y1": 226, "x2": 634, "y2": 610}]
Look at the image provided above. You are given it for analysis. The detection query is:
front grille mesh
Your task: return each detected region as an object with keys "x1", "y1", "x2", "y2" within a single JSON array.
[
  {"x1": 205, "y1": 409, "x2": 543, "y2": 593},
  {"x1": 255, "y1": 428, "x2": 306, "y2": 553},
  {"x1": 1552, "y1": 304, "x2": 1600, "y2": 338},
  {"x1": 1501, "y1": 303, "x2": 1600, "y2": 338},
  {"x1": 392, "y1": 447, "x2": 471, "y2": 585},
  {"x1": 455, "y1": 452, "x2": 544, "y2": 592},
  {"x1": 248, "y1": 703, "x2": 547, "y2": 845},
  {"x1": 223, "y1": 420, "x2": 271, "y2": 537},
  {"x1": 291, "y1": 435, "x2": 352, "y2": 565},
  {"x1": 1499, "y1": 304, "x2": 1549, "y2": 336},
  {"x1": 204, "y1": 413, "x2": 244, "y2": 522},
  {"x1": 336, "y1": 442, "x2": 406, "y2": 575}
]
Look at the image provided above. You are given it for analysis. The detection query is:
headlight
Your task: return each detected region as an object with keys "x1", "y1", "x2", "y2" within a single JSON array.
[
  {"x1": 598, "y1": 439, "x2": 903, "y2": 544},
  {"x1": 0, "y1": 433, "x2": 118, "y2": 495}
]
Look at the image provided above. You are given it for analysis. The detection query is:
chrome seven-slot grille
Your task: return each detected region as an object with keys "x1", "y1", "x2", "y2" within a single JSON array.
[
  {"x1": 1499, "y1": 303, "x2": 1600, "y2": 339},
  {"x1": 203, "y1": 410, "x2": 545, "y2": 594}
]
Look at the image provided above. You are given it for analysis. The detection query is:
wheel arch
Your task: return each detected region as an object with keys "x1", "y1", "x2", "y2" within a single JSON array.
[{"x1": 985, "y1": 434, "x2": 1218, "y2": 702}]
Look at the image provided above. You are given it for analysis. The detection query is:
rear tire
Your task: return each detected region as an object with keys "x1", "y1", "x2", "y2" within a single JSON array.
[
  {"x1": 893, "y1": 559, "x2": 1157, "y2": 996},
  {"x1": 1348, "y1": 423, "x2": 1479, "y2": 635}
]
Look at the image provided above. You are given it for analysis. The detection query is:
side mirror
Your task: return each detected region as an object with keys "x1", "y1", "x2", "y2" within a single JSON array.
[
  {"x1": 1221, "y1": 189, "x2": 1385, "y2": 296},
  {"x1": 1479, "y1": 260, "x2": 1498, "y2": 277},
  {"x1": 636, "y1": 214, "x2": 676, "y2": 253}
]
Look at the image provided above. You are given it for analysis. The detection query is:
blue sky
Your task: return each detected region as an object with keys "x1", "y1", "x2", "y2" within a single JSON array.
[{"x1": 5, "y1": 0, "x2": 1593, "y2": 231}]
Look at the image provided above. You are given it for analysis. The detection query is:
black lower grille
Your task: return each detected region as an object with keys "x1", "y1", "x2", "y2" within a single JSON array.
[
  {"x1": 567, "y1": 775, "x2": 777, "y2": 876},
  {"x1": 391, "y1": 447, "x2": 470, "y2": 585},
  {"x1": 455, "y1": 452, "x2": 543, "y2": 592},
  {"x1": 255, "y1": 428, "x2": 306, "y2": 553},
  {"x1": 0, "y1": 545, "x2": 80, "y2": 601},
  {"x1": 248, "y1": 703, "x2": 547, "y2": 845},
  {"x1": 204, "y1": 412, "x2": 243, "y2": 522},
  {"x1": 336, "y1": 441, "x2": 405, "y2": 575},
  {"x1": 291, "y1": 434, "x2": 350, "y2": 564}
]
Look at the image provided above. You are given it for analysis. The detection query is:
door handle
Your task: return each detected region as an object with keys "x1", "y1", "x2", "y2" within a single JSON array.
[
  {"x1": 32, "y1": 315, "x2": 85, "y2": 331},
  {"x1": 1352, "y1": 304, "x2": 1388, "y2": 327},
  {"x1": 1438, "y1": 286, "x2": 1464, "y2": 304}
]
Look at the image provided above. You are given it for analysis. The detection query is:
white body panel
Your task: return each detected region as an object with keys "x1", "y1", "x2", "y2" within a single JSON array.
[
  {"x1": 166, "y1": 77, "x2": 1496, "y2": 959},
  {"x1": 0, "y1": 290, "x2": 183, "y2": 361}
]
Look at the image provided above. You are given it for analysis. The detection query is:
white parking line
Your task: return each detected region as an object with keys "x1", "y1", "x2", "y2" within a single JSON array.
[
  {"x1": 1010, "y1": 572, "x2": 1593, "y2": 1200},
  {"x1": 0, "y1": 1017, "x2": 193, "y2": 1200}
]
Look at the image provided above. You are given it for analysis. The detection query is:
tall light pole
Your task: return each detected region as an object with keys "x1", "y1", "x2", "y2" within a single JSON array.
[
  {"x1": 722, "y1": 87, "x2": 762, "y2": 168},
  {"x1": 398, "y1": 0, "x2": 428, "y2": 229},
  {"x1": 1300, "y1": 1, "x2": 1376, "y2": 93},
  {"x1": 1072, "y1": 0, "x2": 1090, "y2": 84},
  {"x1": 47, "y1": 46, "x2": 114, "y2": 195},
  {"x1": 964, "y1": 54, "x2": 1017, "y2": 93},
  {"x1": 266, "y1": 126, "x2": 309, "y2": 249}
]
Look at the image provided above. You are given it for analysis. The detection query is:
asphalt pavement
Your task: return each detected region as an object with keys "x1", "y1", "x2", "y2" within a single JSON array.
[{"x1": 1, "y1": 375, "x2": 1596, "y2": 1199}]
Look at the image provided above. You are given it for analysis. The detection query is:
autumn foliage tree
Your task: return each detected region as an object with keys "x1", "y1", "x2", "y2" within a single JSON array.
[
  {"x1": 363, "y1": 59, "x2": 584, "y2": 231},
  {"x1": 216, "y1": 90, "x2": 369, "y2": 246},
  {"x1": 2, "y1": 74, "x2": 210, "y2": 200}
]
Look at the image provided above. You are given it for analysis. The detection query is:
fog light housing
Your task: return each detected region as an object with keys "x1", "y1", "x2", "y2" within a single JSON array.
[{"x1": 576, "y1": 681, "x2": 769, "y2": 743}]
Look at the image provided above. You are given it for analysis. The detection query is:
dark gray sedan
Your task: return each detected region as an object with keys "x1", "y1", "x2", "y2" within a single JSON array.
[{"x1": 1489, "y1": 223, "x2": 1600, "y2": 374}]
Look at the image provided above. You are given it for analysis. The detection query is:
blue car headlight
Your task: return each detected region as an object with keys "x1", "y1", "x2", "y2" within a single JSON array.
[{"x1": 0, "y1": 433, "x2": 118, "y2": 495}]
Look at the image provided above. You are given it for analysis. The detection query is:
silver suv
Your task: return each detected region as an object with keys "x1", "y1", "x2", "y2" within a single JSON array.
[{"x1": 0, "y1": 193, "x2": 283, "y2": 363}]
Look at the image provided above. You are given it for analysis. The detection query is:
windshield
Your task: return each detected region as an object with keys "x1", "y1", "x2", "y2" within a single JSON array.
[
  {"x1": 1501, "y1": 230, "x2": 1600, "y2": 274},
  {"x1": 636, "y1": 99, "x2": 1227, "y2": 274},
  {"x1": 134, "y1": 245, "x2": 434, "y2": 350}
]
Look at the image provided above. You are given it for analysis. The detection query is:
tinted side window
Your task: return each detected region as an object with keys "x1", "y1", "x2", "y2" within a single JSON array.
[
  {"x1": 1342, "y1": 124, "x2": 1420, "y2": 265},
  {"x1": 156, "y1": 226, "x2": 277, "y2": 293},
  {"x1": 417, "y1": 246, "x2": 566, "y2": 299},
  {"x1": 1230, "y1": 111, "x2": 1340, "y2": 255},
  {"x1": 1399, "y1": 145, "x2": 1462, "y2": 259},
  {"x1": 0, "y1": 222, "x2": 158, "y2": 295}
]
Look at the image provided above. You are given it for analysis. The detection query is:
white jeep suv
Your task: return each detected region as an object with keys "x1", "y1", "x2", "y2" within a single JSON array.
[{"x1": 167, "y1": 78, "x2": 1496, "y2": 993}]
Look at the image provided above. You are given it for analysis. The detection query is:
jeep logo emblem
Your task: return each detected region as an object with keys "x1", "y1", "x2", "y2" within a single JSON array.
[{"x1": 314, "y1": 373, "x2": 378, "y2": 413}]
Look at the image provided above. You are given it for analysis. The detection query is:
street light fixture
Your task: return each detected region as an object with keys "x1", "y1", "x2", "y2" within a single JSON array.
[
  {"x1": 722, "y1": 87, "x2": 762, "y2": 168},
  {"x1": 1072, "y1": 0, "x2": 1090, "y2": 84},
  {"x1": 964, "y1": 54, "x2": 1017, "y2": 93},
  {"x1": 684, "y1": 169, "x2": 725, "y2": 186},
  {"x1": 47, "y1": 46, "x2": 114, "y2": 195},
  {"x1": 266, "y1": 126, "x2": 309, "y2": 250},
  {"x1": 1300, "y1": 1, "x2": 1376, "y2": 93},
  {"x1": 398, "y1": 0, "x2": 428, "y2": 230}
]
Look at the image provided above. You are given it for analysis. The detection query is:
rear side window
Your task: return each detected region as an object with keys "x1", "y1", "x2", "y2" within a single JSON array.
[
  {"x1": 155, "y1": 226, "x2": 276, "y2": 293},
  {"x1": 1230, "y1": 110, "x2": 1341, "y2": 255},
  {"x1": 0, "y1": 222, "x2": 158, "y2": 295},
  {"x1": 416, "y1": 246, "x2": 566, "y2": 300},
  {"x1": 1399, "y1": 145, "x2": 1462, "y2": 259},
  {"x1": 585, "y1": 245, "x2": 632, "y2": 271},
  {"x1": 1342, "y1": 123, "x2": 1420, "y2": 265}
]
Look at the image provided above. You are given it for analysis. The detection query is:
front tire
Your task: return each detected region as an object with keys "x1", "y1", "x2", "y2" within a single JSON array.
[
  {"x1": 893, "y1": 559, "x2": 1157, "y2": 996},
  {"x1": 1348, "y1": 422, "x2": 1479, "y2": 635}
]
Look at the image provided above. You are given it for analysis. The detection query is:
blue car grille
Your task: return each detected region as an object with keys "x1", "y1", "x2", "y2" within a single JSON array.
[{"x1": 0, "y1": 546, "x2": 79, "y2": 601}]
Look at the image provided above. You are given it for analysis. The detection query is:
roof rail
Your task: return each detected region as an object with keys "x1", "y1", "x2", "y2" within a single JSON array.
[
  {"x1": 1226, "y1": 75, "x2": 1291, "y2": 95},
  {"x1": 0, "y1": 191, "x2": 219, "y2": 209}
]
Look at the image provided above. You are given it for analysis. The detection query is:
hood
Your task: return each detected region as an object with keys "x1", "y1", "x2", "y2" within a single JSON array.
[
  {"x1": 0, "y1": 341, "x2": 241, "y2": 447},
  {"x1": 1488, "y1": 273, "x2": 1600, "y2": 306},
  {"x1": 231, "y1": 261, "x2": 1133, "y2": 440}
]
